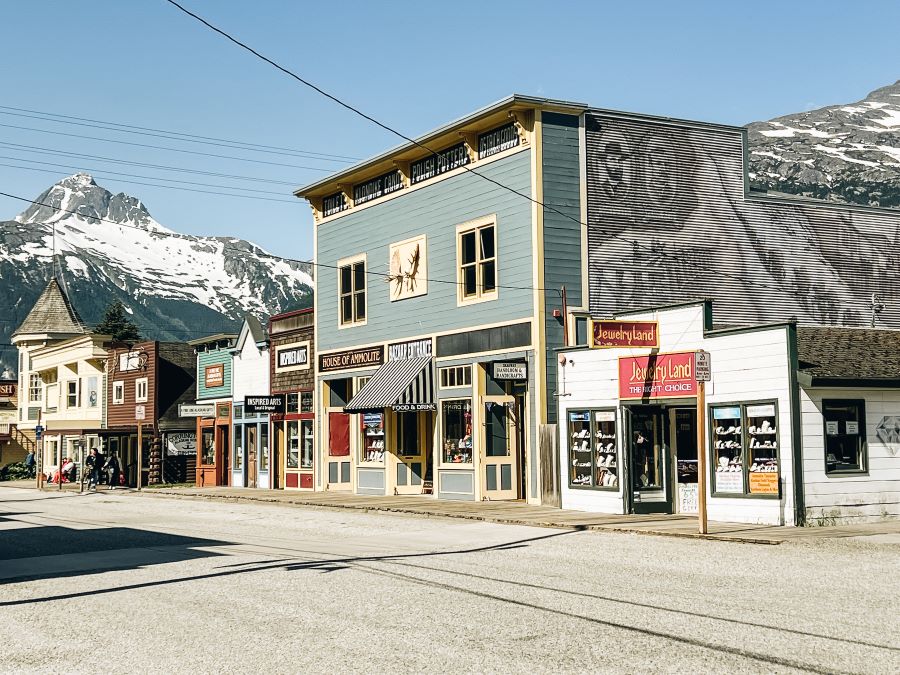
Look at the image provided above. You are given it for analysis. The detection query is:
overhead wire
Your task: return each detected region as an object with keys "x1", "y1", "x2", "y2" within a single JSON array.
[
  {"x1": 0, "y1": 105, "x2": 360, "y2": 162},
  {"x1": 161, "y1": 0, "x2": 820, "y2": 300}
]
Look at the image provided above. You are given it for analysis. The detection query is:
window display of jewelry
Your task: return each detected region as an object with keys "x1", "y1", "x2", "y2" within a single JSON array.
[
  {"x1": 747, "y1": 406, "x2": 779, "y2": 494},
  {"x1": 594, "y1": 411, "x2": 618, "y2": 488},
  {"x1": 712, "y1": 408, "x2": 744, "y2": 494},
  {"x1": 568, "y1": 411, "x2": 592, "y2": 486}
]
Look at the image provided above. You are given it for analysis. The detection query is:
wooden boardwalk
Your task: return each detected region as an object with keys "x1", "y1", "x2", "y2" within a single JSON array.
[{"x1": 139, "y1": 485, "x2": 900, "y2": 545}]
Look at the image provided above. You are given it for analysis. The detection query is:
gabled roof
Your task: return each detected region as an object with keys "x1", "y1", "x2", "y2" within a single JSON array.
[
  {"x1": 235, "y1": 314, "x2": 267, "y2": 352},
  {"x1": 12, "y1": 278, "x2": 87, "y2": 339},
  {"x1": 797, "y1": 326, "x2": 900, "y2": 385}
]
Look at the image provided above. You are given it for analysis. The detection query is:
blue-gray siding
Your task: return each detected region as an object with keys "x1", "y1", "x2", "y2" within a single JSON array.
[
  {"x1": 541, "y1": 112, "x2": 582, "y2": 424},
  {"x1": 316, "y1": 150, "x2": 535, "y2": 351}
]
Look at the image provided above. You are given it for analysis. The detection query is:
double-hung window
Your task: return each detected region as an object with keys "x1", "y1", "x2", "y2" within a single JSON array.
[
  {"x1": 458, "y1": 218, "x2": 497, "y2": 303},
  {"x1": 338, "y1": 255, "x2": 366, "y2": 326},
  {"x1": 135, "y1": 377, "x2": 148, "y2": 403},
  {"x1": 66, "y1": 380, "x2": 79, "y2": 408},
  {"x1": 823, "y1": 399, "x2": 867, "y2": 474}
]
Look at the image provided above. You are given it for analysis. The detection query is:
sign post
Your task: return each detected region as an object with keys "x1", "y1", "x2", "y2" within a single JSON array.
[
  {"x1": 695, "y1": 350, "x2": 711, "y2": 535},
  {"x1": 135, "y1": 405, "x2": 146, "y2": 491},
  {"x1": 34, "y1": 414, "x2": 44, "y2": 490}
]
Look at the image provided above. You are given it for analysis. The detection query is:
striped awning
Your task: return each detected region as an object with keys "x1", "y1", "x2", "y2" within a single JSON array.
[{"x1": 344, "y1": 357, "x2": 435, "y2": 413}]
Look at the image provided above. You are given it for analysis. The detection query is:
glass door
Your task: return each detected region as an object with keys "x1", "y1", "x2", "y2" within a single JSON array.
[
  {"x1": 393, "y1": 411, "x2": 430, "y2": 495},
  {"x1": 482, "y1": 396, "x2": 519, "y2": 500},
  {"x1": 626, "y1": 406, "x2": 673, "y2": 514}
]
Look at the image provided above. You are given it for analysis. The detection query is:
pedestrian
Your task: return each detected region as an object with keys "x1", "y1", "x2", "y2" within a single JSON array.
[
  {"x1": 85, "y1": 448, "x2": 101, "y2": 490},
  {"x1": 24, "y1": 449, "x2": 35, "y2": 478},
  {"x1": 61, "y1": 457, "x2": 76, "y2": 483},
  {"x1": 104, "y1": 452, "x2": 121, "y2": 490}
]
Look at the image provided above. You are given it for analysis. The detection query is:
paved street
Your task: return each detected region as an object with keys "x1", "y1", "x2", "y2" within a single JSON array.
[{"x1": 1, "y1": 486, "x2": 898, "y2": 674}]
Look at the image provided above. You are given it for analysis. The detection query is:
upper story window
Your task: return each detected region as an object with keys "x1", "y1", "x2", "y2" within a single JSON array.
[
  {"x1": 339, "y1": 255, "x2": 367, "y2": 326},
  {"x1": 353, "y1": 171, "x2": 403, "y2": 206},
  {"x1": 458, "y1": 218, "x2": 497, "y2": 303},
  {"x1": 478, "y1": 123, "x2": 519, "y2": 159},
  {"x1": 440, "y1": 365, "x2": 472, "y2": 389},
  {"x1": 66, "y1": 380, "x2": 79, "y2": 408},
  {"x1": 300, "y1": 391, "x2": 314, "y2": 413},
  {"x1": 410, "y1": 143, "x2": 469, "y2": 185},
  {"x1": 113, "y1": 381, "x2": 124, "y2": 405},
  {"x1": 322, "y1": 191, "x2": 347, "y2": 217},
  {"x1": 135, "y1": 377, "x2": 148, "y2": 404},
  {"x1": 29, "y1": 373, "x2": 41, "y2": 402}
]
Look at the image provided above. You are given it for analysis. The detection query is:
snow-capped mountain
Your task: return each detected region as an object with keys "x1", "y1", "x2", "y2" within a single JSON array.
[
  {"x1": 747, "y1": 80, "x2": 900, "y2": 208},
  {"x1": 0, "y1": 173, "x2": 312, "y2": 372}
]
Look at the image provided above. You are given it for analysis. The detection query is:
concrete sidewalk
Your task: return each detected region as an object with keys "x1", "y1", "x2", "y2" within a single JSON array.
[{"x1": 132, "y1": 485, "x2": 900, "y2": 545}]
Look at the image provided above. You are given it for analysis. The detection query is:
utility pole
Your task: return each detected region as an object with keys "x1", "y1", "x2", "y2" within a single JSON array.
[{"x1": 136, "y1": 422, "x2": 143, "y2": 490}]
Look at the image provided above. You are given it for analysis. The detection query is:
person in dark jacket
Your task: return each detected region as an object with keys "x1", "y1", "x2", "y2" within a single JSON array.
[
  {"x1": 24, "y1": 450, "x2": 35, "y2": 478},
  {"x1": 104, "y1": 452, "x2": 121, "y2": 490},
  {"x1": 85, "y1": 449, "x2": 101, "y2": 490}
]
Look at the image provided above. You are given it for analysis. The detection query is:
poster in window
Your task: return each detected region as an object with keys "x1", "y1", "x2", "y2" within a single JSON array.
[
  {"x1": 388, "y1": 235, "x2": 427, "y2": 301},
  {"x1": 86, "y1": 376, "x2": 99, "y2": 408},
  {"x1": 845, "y1": 421, "x2": 859, "y2": 435},
  {"x1": 826, "y1": 421, "x2": 839, "y2": 436}
]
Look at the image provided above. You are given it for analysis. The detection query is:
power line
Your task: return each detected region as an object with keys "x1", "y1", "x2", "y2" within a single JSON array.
[
  {"x1": 0, "y1": 122, "x2": 342, "y2": 172},
  {"x1": 0, "y1": 107, "x2": 359, "y2": 163},
  {"x1": 162, "y1": 0, "x2": 814, "y2": 301},
  {"x1": 0, "y1": 164, "x2": 301, "y2": 204},
  {"x1": 0, "y1": 141, "x2": 313, "y2": 184},
  {"x1": 0, "y1": 155, "x2": 292, "y2": 197}
]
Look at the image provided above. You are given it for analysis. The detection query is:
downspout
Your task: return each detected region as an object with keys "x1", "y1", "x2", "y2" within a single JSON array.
[{"x1": 786, "y1": 323, "x2": 805, "y2": 526}]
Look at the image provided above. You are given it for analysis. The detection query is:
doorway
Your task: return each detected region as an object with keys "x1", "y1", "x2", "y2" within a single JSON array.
[
  {"x1": 672, "y1": 408, "x2": 699, "y2": 514},
  {"x1": 482, "y1": 396, "x2": 520, "y2": 500},
  {"x1": 393, "y1": 410, "x2": 432, "y2": 495},
  {"x1": 327, "y1": 411, "x2": 352, "y2": 490},
  {"x1": 626, "y1": 406, "x2": 673, "y2": 513}
]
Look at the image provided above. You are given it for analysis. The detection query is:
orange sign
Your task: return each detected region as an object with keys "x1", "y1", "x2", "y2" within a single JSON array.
[
  {"x1": 749, "y1": 471, "x2": 779, "y2": 495},
  {"x1": 592, "y1": 320, "x2": 659, "y2": 348},
  {"x1": 204, "y1": 364, "x2": 224, "y2": 388},
  {"x1": 618, "y1": 352, "x2": 696, "y2": 400}
]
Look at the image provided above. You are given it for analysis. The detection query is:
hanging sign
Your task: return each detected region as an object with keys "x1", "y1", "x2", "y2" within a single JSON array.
[
  {"x1": 591, "y1": 320, "x2": 659, "y2": 348},
  {"x1": 618, "y1": 352, "x2": 696, "y2": 400},
  {"x1": 179, "y1": 403, "x2": 216, "y2": 418},
  {"x1": 492, "y1": 361, "x2": 527, "y2": 381},
  {"x1": 244, "y1": 395, "x2": 285, "y2": 415}
]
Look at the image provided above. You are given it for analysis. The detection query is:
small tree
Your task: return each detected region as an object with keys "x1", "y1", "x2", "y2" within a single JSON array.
[{"x1": 95, "y1": 300, "x2": 141, "y2": 342}]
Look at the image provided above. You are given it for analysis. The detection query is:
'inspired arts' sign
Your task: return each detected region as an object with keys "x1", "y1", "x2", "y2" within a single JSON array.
[
  {"x1": 592, "y1": 320, "x2": 659, "y2": 348},
  {"x1": 618, "y1": 352, "x2": 696, "y2": 400}
]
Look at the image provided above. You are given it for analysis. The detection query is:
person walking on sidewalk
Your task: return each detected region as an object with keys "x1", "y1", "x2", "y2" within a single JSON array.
[
  {"x1": 24, "y1": 449, "x2": 35, "y2": 478},
  {"x1": 104, "y1": 452, "x2": 121, "y2": 490},
  {"x1": 85, "y1": 448, "x2": 101, "y2": 490}
]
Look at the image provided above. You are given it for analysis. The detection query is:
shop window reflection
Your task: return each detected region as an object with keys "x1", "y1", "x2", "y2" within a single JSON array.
[{"x1": 442, "y1": 399, "x2": 472, "y2": 464}]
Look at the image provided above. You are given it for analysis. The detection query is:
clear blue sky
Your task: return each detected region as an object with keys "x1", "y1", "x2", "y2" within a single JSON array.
[{"x1": 2, "y1": 0, "x2": 898, "y2": 259}]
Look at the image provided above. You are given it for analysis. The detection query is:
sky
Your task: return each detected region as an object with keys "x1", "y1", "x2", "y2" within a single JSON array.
[{"x1": 2, "y1": 0, "x2": 899, "y2": 260}]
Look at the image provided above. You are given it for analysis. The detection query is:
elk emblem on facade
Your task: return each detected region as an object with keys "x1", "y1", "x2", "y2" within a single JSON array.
[{"x1": 386, "y1": 235, "x2": 428, "y2": 301}]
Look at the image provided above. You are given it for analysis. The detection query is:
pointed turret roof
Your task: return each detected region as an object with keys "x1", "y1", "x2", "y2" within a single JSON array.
[{"x1": 12, "y1": 278, "x2": 87, "y2": 340}]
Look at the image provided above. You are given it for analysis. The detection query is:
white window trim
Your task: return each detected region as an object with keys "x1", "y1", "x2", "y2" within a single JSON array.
[
  {"x1": 456, "y1": 215, "x2": 499, "y2": 307},
  {"x1": 135, "y1": 377, "x2": 149, "y2": 404},
  {"x1": 112, "y1": 380, "x2": 125, "y2": 405},
  {"x1": 439, "y1": 365, "x2": 472, "y2": 389},
  {"x1": 337, "y1": 252, "x2": 368, "y2": 329},
  {"x1": 65, "y1": 380, "x2": 80, "y2": 409}
]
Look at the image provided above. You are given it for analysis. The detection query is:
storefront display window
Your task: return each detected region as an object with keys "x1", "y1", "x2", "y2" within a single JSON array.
[
  {"x1": 823, "y1": 399, "x2": 867, "y2": 474},
  {"x1": 287, "y1": 420, "x2": 299, "y2": 469},
  {"x1": 260, "y1": 424, "x2": 269, "y2": 471},
  {"x1": 300, "y1": 420, "x2": 314, "y2": 468},
  {"x1": 710, "y1": 401, "x2": 779, "y2": 497},
  {"x1": 442, "y1": 399, "x2": 472, "y2": 464},
  {"x1": 233, "y1": 433, "x2": 243, "y2": 470},
  {"x1": 568, "y1": 409, "x2": 618, "y2": 489},
  {"x1": 361, "y1": 412, "x2": 385, "y2": 463}
]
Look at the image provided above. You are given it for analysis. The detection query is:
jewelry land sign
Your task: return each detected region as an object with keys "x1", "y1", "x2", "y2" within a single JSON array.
[
  {"x1": 592, "y1": 320, "x2": 659, "y2": 348},
  {"x1": 319, "y1": 346, "x2": 384, "y2": 373},
  {"x1": 618, "y1": 352, "x2": 697, "y2": 400}
]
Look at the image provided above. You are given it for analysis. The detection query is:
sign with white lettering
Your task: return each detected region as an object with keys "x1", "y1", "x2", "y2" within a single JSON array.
[
  {"x1": 388, "y1": 338, "x2": 433, "y2": 362},
  {"x1": 492, "y1": 361, "x2": 527, "y2": 381},
  {"x1": 244, "y1": 395, "x2": 285, "y2": 415},
  {"x1": 618, "y1": 352, "x2": 697, "y2": 400},
  {"x1": 392, "y1": 403, "x2": 437, "y2": 412},
  {"x1": 179, "y1": 403, "x2": 216, "y2": 418},
  {"x1": 275, "y1": 341, "x2": 310, "y2": 373},
  {"x1": 204, "y1": 363, "x2": 225, "y2": 388}
]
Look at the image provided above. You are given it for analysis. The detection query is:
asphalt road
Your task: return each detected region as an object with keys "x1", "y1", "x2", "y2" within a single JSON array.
[{"x1": 1, "y1": 487, "x2": 898, "y2": 674}]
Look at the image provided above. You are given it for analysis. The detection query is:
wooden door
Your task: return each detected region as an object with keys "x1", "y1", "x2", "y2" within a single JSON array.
[
  {"x1": 482, "y1": 396, "x2": 519, "y2": 500},
  {"x1": 327, "y1": 411, "x2": 351, "y2": 490}
]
